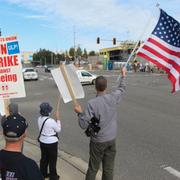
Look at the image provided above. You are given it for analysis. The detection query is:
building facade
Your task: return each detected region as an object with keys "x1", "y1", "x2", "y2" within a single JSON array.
[
  {"x1": 21, "y1": 51, "x2": 34, "y2": 63},
  {"x1": 99, "y1": 41, "x2": 137, "y2": 63}
]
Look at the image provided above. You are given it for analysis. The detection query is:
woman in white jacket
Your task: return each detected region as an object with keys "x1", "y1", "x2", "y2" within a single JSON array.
[{"x1": 38, "y1": 102, "x2": 61, "y2": 180}]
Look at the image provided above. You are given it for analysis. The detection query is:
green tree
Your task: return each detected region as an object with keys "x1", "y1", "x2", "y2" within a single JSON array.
[
  {"x1": 76, "y1": 46, "x2": 82, "y2": 57},
  {"x1": 69, "y1": 47, "x2": 75, "y2": 57},
  {"x1": 33, "y1": 49, "x2": 54, "y2": 65},
  {"x1": 83, "y1": 48, "x2": 88, "y2": 59},
  {"x1": 55, "y1": 53, "x2": 65, "y2": 63},
  {"x1": 65, "y1": 50, "x2": 69, "y2": 58},
  {"x1": 89, "y1": 51, "x2": 96, "y2": 56}
]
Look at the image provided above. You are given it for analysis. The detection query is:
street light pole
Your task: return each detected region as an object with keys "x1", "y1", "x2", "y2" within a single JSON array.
[
  {"x1": 73, "y1": 26, "x2": 76, "y2": 62},
  {"x1": 51, "y1": 53, "x2": 53, "y2": 65}
]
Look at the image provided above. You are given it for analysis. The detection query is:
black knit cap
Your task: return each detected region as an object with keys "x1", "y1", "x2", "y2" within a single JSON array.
[{"x1": 2, "y1": 114, "x2": 28, "y2": 138}]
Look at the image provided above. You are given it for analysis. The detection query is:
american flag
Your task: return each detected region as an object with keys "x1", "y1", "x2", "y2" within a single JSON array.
[{"x1": 137, "y1": 9, "x2": 180, "y2": 93}]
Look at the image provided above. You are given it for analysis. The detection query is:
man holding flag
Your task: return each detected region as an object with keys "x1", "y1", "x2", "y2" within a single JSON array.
[
  {"x1": 137, "y1": 9, "x2": 180, "y2": 93},
  {"x1": 74, "y1": 67, "x2": 126, "y2": 180}
]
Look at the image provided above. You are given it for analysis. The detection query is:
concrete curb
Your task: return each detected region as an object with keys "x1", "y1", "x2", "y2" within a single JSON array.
[{"x1": 25, "y1": 137, "x2": 102, "y2": 179}]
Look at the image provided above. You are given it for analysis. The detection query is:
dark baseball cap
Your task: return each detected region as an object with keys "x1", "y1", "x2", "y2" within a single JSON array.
[{"x1": 2, "y1": 114, "x2": 28, "y2": 139}]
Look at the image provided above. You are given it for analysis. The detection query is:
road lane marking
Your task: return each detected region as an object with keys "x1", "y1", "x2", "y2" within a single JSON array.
[
  {"x1": 38, "y1": 76, "x2": 54, "y2": 81},
  {"x1": 42, "y1": 75, "x2": 51, "y2": 79},
  {"x1": 163, "y1": 166, "x2": 180, "y2": 179},
  {"x1": 104, "y1": 75, "x2": 119, "y2": 77}
]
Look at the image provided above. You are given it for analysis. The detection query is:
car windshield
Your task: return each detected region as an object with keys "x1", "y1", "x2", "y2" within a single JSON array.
[
  {"x1": 81, "y1": 71, "x2": 92, "y2": 77},
  {"x1": 25, "y1": 69, "x2": 35, "y2": 72}
]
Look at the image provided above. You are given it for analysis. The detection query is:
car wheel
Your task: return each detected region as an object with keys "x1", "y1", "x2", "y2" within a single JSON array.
[{"x1": 92, "y1": 79, "x2": 95, "y2": 85}]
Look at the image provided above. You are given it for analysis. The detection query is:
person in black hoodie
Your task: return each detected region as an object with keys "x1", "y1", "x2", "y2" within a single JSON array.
[{"x1": 0, "y1": 114, "x2": 44, "y2": 180}]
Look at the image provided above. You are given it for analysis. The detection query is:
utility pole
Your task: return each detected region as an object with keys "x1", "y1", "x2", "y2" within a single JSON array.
[
  {"x1": 73, "y1": 26, "x2": 76, "y2": 62},
  {"x1": 51, "y1": 53, "x2": 53, "y2": 65}
]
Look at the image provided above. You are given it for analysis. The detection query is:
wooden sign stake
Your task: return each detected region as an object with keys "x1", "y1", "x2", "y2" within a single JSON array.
[{"x1": 3, "y1": 99, "x2": 10, "y2": 116}]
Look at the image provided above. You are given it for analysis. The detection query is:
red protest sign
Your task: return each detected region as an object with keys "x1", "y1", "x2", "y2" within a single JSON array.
[{"x1": 0, "y1": 35, "x2": 26, "y2": 99}]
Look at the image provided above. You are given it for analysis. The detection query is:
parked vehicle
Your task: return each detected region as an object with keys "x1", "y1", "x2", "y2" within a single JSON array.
[
  {"x1": 76, "y1": 70, "x2": 97, "y2": 85},
  {"x1": 45, "y1": 65, "x2": 54, "y2": 72},
  {"x1": 22, "y1": 68, "x2": 38, "y2": 81}
]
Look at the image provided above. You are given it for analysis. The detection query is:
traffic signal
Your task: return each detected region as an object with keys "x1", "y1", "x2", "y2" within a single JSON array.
[
  {"x1": 113, "y1": 38, "x2": 116, "y2": 45},
  {"x1": 97, "y1": 37, "x2": 100, "y2": 44}
]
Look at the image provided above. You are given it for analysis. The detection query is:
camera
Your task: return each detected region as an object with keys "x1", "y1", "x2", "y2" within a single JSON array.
[{"x1": 85, "y1": 116, "x2": 101, "y2": 137}]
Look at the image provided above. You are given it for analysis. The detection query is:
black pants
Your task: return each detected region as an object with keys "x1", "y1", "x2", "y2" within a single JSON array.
[
  {"x1": 86, "y1": 140, "x2": 116, "y2": 180},
  {"x1": 40, "y1": 142, "x2": 59, "y2": 180}
]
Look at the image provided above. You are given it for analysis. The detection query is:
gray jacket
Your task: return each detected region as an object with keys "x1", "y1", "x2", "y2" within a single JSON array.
[{"x1": 78, "y1": 77, "x2": 126, "y2": 143}]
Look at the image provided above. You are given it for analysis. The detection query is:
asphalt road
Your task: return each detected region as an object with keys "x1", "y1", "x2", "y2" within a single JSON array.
[{"x1": 12, "y1": 68, "x2": 180, "y2": 180}]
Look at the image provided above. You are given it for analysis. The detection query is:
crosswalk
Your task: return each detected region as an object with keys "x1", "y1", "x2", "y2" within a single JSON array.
[
  {"x1": 37, "y1": 73, "x2": 164, "y2": 82},
  {"x1": 38, "y1": 74, "x2": 119, "y2": 82},
  {"x1": 39, "y1": 75, "x2": 54, "y2": 81}
]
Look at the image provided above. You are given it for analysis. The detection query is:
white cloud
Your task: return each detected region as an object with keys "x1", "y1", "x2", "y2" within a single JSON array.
[
  {"x1": 5, "y1": 0, "x2": 156, "y2": 37},
  {"x1": 5, "y1": 0, "x2": 180, "y2": 50},
  {"x1": 5, "y1": 0, "x2": 180, "y2": 27},
  {"x1": 25, "y1": 15, "x2": 47, "y2": 19}
]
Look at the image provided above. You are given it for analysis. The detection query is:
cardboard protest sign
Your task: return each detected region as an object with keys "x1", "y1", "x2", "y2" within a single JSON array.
[
  {"x1": 0, "y1": 35, "x2": 26, "y2": 99},
  {"x1": 51, "y1": 64, "x2": 84, "y2": 104}
]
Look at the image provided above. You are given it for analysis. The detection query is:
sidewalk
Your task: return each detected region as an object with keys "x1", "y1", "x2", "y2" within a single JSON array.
[{"x1": 0, "y1": 135, "x2": 102, "y2": 180}]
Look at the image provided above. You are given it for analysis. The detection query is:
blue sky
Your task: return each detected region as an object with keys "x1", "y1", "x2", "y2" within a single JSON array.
[{"x1": 0, "y1": 0, "x2": 179, "y2": 52}]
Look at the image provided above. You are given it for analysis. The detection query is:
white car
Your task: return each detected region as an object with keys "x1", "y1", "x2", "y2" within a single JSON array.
[
  {"x1": 76, "y1": 70, "x2": 97, "y2": 85},
  {"x1": 22, "y1": 68, "x2": 38, "y2": 81}
]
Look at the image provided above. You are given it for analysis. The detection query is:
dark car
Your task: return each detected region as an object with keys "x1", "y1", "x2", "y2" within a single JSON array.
[{"x1": 44, "y1": 65, "x2": 54, "y2": 73}]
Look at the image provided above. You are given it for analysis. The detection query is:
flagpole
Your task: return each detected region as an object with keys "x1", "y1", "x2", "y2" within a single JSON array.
[
  {"x1": 117, "y1": 3, "x2": 160, "y2": 80},
  {"x1": 127, "y1": 3, "x2": 160, "y2": 65}
]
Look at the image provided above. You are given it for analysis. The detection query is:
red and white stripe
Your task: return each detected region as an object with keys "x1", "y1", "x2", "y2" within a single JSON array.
[{"x1": 137, "y1": 34, "x2": 180, "y2": 93}]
